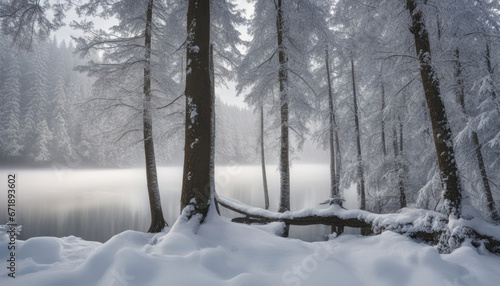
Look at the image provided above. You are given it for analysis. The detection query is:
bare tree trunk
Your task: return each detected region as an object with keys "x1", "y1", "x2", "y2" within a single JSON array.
[
  {"x1": 209, "y1": 43, "x2": 220, "y2": 215},
  {"x1": 381, "y1": 74, "x2": 387, "y2": 158},
  {"x1": 472, "y1": 132, "x2": 500, "y2": 222},
  {"x1": 277, "y1": 0, "x2": 289, "y2": 237},
  {"x1": 436, "y1": 13, "x2": 442, "y2": 41},
  {"x1": 455, "y1": 48, "x2": 499, "y2": 222},
  {"x1": 260, "y1": 104, "x2": 270, "y2": 210},
  {"x1": 335, "y1": 122, "x2": 342, "y2": 194},
  {"x1": 334, "y1": 127, "x2": 342, "y2": 192},
  {"x1": 485, "y1": 43, "x2": 497, "y2": 100},
  {"x1": 392, "y1": 127, "x2": 398, "y2": 158},
  {"x1": 325, "y1": 49, "x2": 338, "y2": 198},
  {"x1": 351, "y1": 57, "x2": 366, "y2": 211},
  {"x1": 143, "y1": 0, "x2": 167, "y2": 232},
  {"x1": 326, "y1": 48, "x2": 343, "y2": 235},
  {"x1": 277, "y1": 0, "x2": 289, "y2": 213},
  {"x1": 209, "y1": 44, "x2": 216, "y2": 195},
  {"x1": 181, "y1": 0, "x2": 212, "y2": 217},
  {"x1": 399, "y1": 119, "x2": 404, "y2": 155},
  {"x1": 393, "y1": 120, "x2": 406, "y2": 209},
  {"x1": 399, "y1": 119, "x2": 406, "y2": 208},
  {"x1": 407, "y1": 0, "x2": 462, "y2": 218}
]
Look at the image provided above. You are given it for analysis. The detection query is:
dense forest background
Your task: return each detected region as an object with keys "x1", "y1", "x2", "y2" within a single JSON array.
[{"x1": 0, "y1": 37, "x2": 279, "y2": 166}]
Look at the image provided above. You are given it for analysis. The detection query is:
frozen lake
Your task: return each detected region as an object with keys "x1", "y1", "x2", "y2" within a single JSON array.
[{"x1": 0, "y1": 165, "x2": 358, "y2": 242}]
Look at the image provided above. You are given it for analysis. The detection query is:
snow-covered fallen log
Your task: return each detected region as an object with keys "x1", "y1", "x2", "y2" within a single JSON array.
[
  {"x1": 217, "y1": 196, "x2": 500, "y2": 253},
  {"x1": 218, "y1": 196, "x2": 446, "y2": 233}
]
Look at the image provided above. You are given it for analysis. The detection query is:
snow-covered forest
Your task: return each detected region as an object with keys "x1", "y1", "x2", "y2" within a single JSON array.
[
  {"x1": 1, "y1": 0, "x2": 500, "y2": 285},
  {"x1": 1, "y1": 0, "x2": 498, "y2": 221},
  {"x1": 0, "y1": 37, "x2": 260, "y2": 166}
]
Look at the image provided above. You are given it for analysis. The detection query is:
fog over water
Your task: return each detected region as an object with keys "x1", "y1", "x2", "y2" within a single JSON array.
[{"x1": 1, "y1": 165, "x2": 358, "y2": 242}]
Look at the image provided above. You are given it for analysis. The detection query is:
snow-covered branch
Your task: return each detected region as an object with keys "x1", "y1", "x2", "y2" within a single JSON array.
[{"x1": 217, "y1": 196, "x2": 500, "y2": 253}]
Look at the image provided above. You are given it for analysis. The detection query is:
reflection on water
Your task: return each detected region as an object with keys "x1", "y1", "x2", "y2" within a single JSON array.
[{"x1": 0, "y1": 165, "x2": 357, "y2": 242}]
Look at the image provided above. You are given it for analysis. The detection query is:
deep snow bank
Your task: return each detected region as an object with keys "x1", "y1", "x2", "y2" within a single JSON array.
[{"x1": 1, "y1": 213, "x2": 499, "y2": 286}]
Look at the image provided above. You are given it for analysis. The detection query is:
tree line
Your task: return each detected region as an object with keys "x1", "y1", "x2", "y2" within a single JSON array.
[{"x1": 0, "y1": 37, "x2": 258, "y2": 167}]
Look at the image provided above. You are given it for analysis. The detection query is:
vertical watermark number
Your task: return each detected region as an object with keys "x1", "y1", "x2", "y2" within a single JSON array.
[{"x1": 6, "y1": 174, "x2": 18, "y2": 278}]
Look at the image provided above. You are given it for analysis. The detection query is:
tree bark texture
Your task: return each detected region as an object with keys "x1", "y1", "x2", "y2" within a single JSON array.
[
  {"x1": 381, "y1": 75, "x2": 387, "y2": 158},
  {"x1": 277, "y1": 0, "x2": 290, "y2": 214},
  {"x1": 326, "y1": 48, "x2": 343, "y2": 235},
  {"x1": 393, "y1": 124, "x2": 406, "y2": 209},
  {"x1": 209, "y1": 43, "x2": 221, "y2": 215},
  {"x1": 398, "y1": 120, "x2": 406, "y2": 208},
  {"x1": 181, "y1": 0, "x2": 212, "y2": 217},
  {"x1": 325, "y1": 49, "x2": 339, "y2": 198},
  {"x1": 260, "y1": 104, "x2": 270, "y2": 210},
  {"x1": 209, "y1": 43, "x2": 215, "y2": 196},
  {"x1": 407, "y1": 0, "x2": 462, "y2": 218},
  {"x1": 276, "y1": 0, "x2": 289, "y2": 237},
  {"x1": 351, "y1": 57, "x2": 366, "y2": 211},
  {"x1": 143, "y1": 0, "x2": 167, "y2": 232}
]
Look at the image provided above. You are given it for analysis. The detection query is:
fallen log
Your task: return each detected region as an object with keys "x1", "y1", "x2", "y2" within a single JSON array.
[
  {"x1": 217, "y1": 196, "x2": 500, "y2": 254},
  {"x1": 219, "y1": 196, "x2": 372, "y2": 228}
]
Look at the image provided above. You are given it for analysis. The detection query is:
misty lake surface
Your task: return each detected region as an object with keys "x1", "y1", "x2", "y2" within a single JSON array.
[{"x1": 1, "y1": 165, "x2": 358, "y2": 242}]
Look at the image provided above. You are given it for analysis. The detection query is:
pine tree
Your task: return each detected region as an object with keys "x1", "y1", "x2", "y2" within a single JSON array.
[
  {"x1": 1, "y1": 56, "x2": 24, "y2": 158},
  {"x1": 0, "y1": 0, "x2": 66, "y2": 49},
  {"x1": 238, "y1": 0, "x2": 329, "y2": 217},
  {"x1": 31, "y1": 120, "x2": 52, "y2": 162},
  {"x1": 25, "y1": 43, "x2": 50, "y2": 159},
  {"x1": 50, "y1": 76, "x2": 76, "y2": 163},
  {"x1": 73, "y1": 0, "x2": 174, "y2": 231}
]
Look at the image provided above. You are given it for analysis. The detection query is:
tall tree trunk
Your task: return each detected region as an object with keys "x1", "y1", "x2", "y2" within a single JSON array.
[
  {"x1": 326, "y1": 48, "x2": 343, "y2": 235},
  {"x1": 436, "y1": 13, "x2": 442, "y2": 41},
  {"x1": 407, "y1": 0, "x2": 462, "y2": 218},
  {"x1": 381, "y1": 74, "x2": 387, "y2": 158},
  {"x1": 351, "y1": 57, "x2": 366, "y2": 211},
  {"x1": 325, "y1": 49, "x2": 338, "y2": 198},
  {"x1": 209, "y1": 44, "x2": 215, "y2": 196},
  {"x1": 260, "y1": 104, "x2": 270, "y2": 210},
  {"x1": 277, "y1": 0, "x2": 289, "y2": 213},
  {"x1": 455, "y1": 48, "x2": 499, "y2": 222},
  {"x1": 392, "y1": 128, "x2": 397, "y2": 157},
  {"x1": 399, "y1": 119, "x2": 404, "y2": 155},
  {"x1": 334, "y1": 125, "x2": 342, "y2": 194},
  {"x1": 277, "y1": 0, "x2": 290, "y2": 237},
  {"x1": 143, "y1": 0, "x2": 167, "y2": 232},
  {"x1": 209, "y1": 43, "x2": 220, "y2": 215},
  {"x1": 181, "y1": 0, "x2": 212, "y2": 217},
  {"x1": 472, "y1": 132, "x2": 500, "y2": 222},
  {"x1": 393, "y1": 118, "x2": 406, "y2": 209}
]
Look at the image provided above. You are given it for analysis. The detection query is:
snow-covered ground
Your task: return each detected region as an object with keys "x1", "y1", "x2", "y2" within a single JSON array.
[{"x1": 2, "y1": 210, "x2": 500, "y2": 286}]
